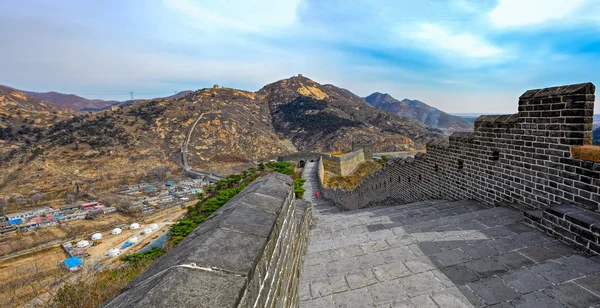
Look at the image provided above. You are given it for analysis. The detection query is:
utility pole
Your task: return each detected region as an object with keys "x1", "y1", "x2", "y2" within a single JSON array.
[{"x1": 130, "y1": 92, "x2": 134, "y2": 101}]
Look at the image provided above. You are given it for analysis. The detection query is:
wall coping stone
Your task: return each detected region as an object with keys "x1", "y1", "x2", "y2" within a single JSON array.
[
  {"x1": 103, "y1": 172, "x2": 294, "y2": 308},
  {"x1": 520, "y1": 82, "x2": 595, "y2": 99}
]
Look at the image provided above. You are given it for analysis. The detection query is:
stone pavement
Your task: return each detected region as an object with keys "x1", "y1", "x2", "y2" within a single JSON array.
[{"x1": 299, "y1": 161, "x2": 600, "y2": 308}]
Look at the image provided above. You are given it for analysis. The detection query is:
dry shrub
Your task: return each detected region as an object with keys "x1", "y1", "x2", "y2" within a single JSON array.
[
  {"x1": 325, "y1": 160, "x2": 382, "y2": 189},
  {"x1": 51, "y1": 257, "x2": 157, "y2": 308},
  {"x1": 571, "y1": 145, "x2": 600, "y2": 162}
]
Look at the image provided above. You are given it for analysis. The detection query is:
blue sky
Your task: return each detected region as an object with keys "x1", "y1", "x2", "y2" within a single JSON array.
[{"x1": 0, "y1": 0, "x2": 599, "y2": 113}]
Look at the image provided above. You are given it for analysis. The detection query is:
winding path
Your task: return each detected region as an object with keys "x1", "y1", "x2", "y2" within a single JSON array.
[{"x1": 180, "y1": 110, "x2": 222, "y2": 182}]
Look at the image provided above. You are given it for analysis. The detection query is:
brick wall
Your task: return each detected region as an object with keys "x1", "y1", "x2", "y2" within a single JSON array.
[{"x1": 318, "y1": 83, "x2": 600, "y2": 212}]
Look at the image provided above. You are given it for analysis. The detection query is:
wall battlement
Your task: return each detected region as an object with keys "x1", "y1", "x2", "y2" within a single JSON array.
[
  {"x1": 318, "y1": 82, "x2": 599, "y2": 213},
  {"x1": 279, "y1": 148, "x2": 369, "y2": 177}
]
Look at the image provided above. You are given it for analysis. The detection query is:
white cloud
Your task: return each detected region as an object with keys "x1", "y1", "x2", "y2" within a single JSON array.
[
  {"x1": 409, "y1": 23, "x2": 503, "y2": 59},
  {"x1": 488, "y1": 0, "x2": 588, "y2": 28},
  {"x1": 162, "y1": 0, "x2": 302, "y2": 33}
]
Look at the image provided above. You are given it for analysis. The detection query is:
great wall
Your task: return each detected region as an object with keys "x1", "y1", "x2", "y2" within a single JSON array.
[{"x1": 104, "y1": 83, "x2": 600, "y2": 307}]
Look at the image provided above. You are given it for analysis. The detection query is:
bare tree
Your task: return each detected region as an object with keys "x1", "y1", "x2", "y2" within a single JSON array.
[
  {"x1": 64, "y1": 194, "x2": 75, "y2": 204},
  {"x1": 13, "y1": 197, "x2": 26, "y2": 209},
  {"x1": 146, "y1": 166, "x2": 171, "y2": 182},
  {"x1": 28, "y1": 193, "x2": 46, "y2": 205}
]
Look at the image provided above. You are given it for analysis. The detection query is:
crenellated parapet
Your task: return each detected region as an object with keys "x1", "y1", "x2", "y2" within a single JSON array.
[{"x1": 318, "y1": 82, "x2": 599, "y2": 213}]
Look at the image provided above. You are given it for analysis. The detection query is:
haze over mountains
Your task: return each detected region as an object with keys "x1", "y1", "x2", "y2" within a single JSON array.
[{"x1": 364, "y1": 92, "x2": 473, "y2": 132}]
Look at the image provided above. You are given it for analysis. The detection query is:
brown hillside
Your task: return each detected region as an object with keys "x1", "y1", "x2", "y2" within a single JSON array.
[
  {"x1": 0, "y1": 76, "x2": 440, "y2": 202},
  {"x1": 259, "y1": 76, "x2": 440, "y2": 152},
  {"x1": 0, "y1": 85, "x2": 77, "y2": 152}
]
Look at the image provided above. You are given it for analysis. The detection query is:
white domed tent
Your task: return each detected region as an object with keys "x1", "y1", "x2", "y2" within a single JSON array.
[
  {"x1": 91, "y1": 233, "x2": 103, "y2": 241},
  {"x1": 130, "y1": 223, "x2": 140, "y2": 230},
  {"x1": 150, "y1": 224, "x2": 159, "y2": 230},
  {"x1": 108, "y1": 248, "x2": 121, "y2": 257},
  {"x1": 111, "y1": 228, "x2": 122, "y2": 235},
  {"x1": 143, "y1": 228, "x2": 153, "y2": 234},
  {"x1": 76, "y1": 240, "x2": 89, "y2": 248},
  {"x1": 129, "y1": 237, "x2": 139, "y2": 244}
]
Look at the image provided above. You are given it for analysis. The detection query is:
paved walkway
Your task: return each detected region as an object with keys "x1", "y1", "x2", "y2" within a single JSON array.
[{"x1": 299, "y1": 162, "x2": 600, "y2": 308}]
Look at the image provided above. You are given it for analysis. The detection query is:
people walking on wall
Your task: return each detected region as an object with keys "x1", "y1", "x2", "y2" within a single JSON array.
[{"x1": 315, "y1": 191, "x2": 319, "y2": 198}]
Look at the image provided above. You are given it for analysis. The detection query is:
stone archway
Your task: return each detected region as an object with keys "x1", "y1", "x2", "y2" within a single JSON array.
[{"x1": 298, "y1": 160, "x2": 306, "y2": 168}]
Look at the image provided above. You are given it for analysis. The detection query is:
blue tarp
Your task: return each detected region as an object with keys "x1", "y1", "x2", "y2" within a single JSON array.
[
  {"x1": 8, "y1": 218, "x2": 23, "y2": 225},
  {"x1": 63, "y1": 257, "x2": 83, "y2": 269},
  {"x1": 121, "y1": 242, "x2": 133, "y2": 249}
]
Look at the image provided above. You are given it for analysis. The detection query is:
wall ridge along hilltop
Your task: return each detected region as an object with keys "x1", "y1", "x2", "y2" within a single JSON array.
[{"x1": 317, "y1": 82, "x2": 599, "y2": 213}]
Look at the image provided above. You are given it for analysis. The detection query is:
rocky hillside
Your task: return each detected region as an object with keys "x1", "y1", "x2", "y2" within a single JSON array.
[
  {"x1": 260, "y1": 76, "x2": 440, "y2": 152},
  {"x1": 0, "y1": 76, "x2": 441, "y2": 199},
  {"x1": 364, "y1": 92, "x2": 472, "y2": 132},
  {"x1": 0, "y1": 85, "x2": 76, "y2": 151}
]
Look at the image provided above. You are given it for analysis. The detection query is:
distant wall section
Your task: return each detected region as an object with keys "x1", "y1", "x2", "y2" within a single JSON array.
[{"x1": 279, "y1": 148, "x2": 370, "y2": 177}]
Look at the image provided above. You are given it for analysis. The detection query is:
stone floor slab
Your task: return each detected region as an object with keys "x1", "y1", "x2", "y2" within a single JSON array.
[
  {"x1": 300, "y1": 295, "x2": 334, "y2": 308},
  {"x1": 397, "y1": 272, "x2": 446, "y2": 298},
  {"x1": 439, "y1": 264, "x2": 480, "y2": 286},
  {"x1": 467, "y1": 277, "x2": 520, "y2": 305},
  {"x1": 543, "y1": 282, "x2": 600, "y2": 308},
  {"x1": 331, "y1": 288, "x2": 374, "y2": 308},
  {"x1": 392, "y1": 294, "x2": 439, "y2": 308},
  {"x1": 501, "y1": 268, "x2": 552, "y2": 294},
  {"x1": 462, "y1": 257, "x2": 509, "y2": 279},
  {"x1": 529, "y1": 261, "x2": 583, "y2": 284},
  {"x1": 367, "y1": 280, "x2": 405, "y2": 306},
  {"x1": 372, "y1": 261, "x2": 412, "y2": 282},
  {"x1": 345, "y1": 268, "x2": 379, "y2": 290},
  {"x1": 510, "y1": 291, "x2": 566, "y2": 308},
  {"x1": 310, "y1": 275, "x2": 349, "y2": 298}
]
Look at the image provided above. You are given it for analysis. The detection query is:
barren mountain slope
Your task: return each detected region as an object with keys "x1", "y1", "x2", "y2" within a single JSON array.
[
  {"x1": 0, "y1": 85, "x2": 77, "y2": 152},
  {"x1": 259, "y1": 76, "x2": 440, "y2": 152},
  {"x1": 0, "y1": 76, "x2": 442, "y2": 201}
]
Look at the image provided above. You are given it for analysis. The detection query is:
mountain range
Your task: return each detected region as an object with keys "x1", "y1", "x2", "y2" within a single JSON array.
[
  {"x1": 0, "y1": 75, "x2": 441, "y2": 198},
  {"x1": 5, "y1": 86, "x2": 193, "y2": 111},
  {"x1": 363, "y1": 92, "x2": 473, "y2": 132}
]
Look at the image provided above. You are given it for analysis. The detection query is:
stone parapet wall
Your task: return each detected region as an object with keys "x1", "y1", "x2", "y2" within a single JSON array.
[
  {"x1": 103, "y1": 173, "x2": 312, "y2": 308},
  {"x1": 323, "y1": 149, "x2": 366, "y2": 176},
  {"x1": 280, "y1": 149, "x2": 368, "y2": 177},
  {"x1": 318, "y1": 83, "x2": 600, "y2": 212}
]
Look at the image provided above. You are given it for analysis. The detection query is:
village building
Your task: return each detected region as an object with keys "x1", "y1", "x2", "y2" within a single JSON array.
[{"x1": 62, "y1": 257, "x2": 83, "y2": 271}]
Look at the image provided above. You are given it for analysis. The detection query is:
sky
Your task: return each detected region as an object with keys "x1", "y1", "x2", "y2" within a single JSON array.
[{"x1": 1, "y1": 0, "x2": 599, "y2": 113}]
